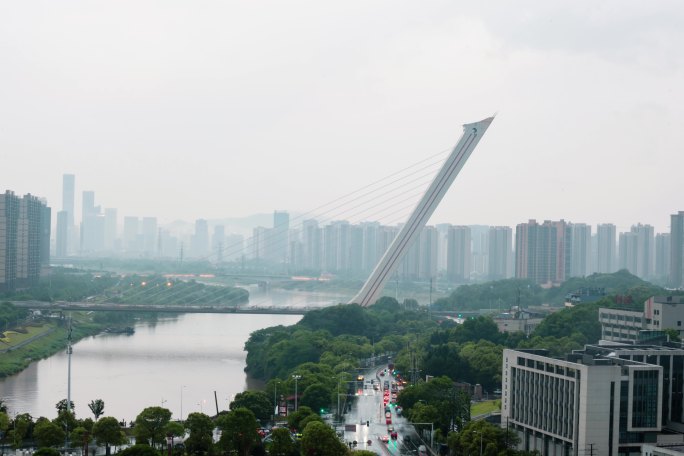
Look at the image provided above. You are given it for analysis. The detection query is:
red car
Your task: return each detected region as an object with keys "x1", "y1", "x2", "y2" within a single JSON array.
[
  {"x1": 386, "y1": 417, "x2": 392, "y2": 425},
  {"x1": 390, "y1": 431, "x2": 398, "y2": 440}
]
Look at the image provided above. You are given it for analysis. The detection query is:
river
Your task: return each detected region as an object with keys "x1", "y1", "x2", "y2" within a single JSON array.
[{"x1": 0, "y1": 288, "x2": 350, "y2": 421}]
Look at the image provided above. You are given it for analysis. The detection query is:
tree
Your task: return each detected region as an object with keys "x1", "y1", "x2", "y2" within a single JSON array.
[
  {"x1": 53, "y1": 410, "x2": 77, "y2": 440},
  {"x1": 229, "y1": 391, "x2": 273, "y2": 422},
  {"x1": 33, "y1": 420, "x2": 66, "y2": 448},
  {"x1": 8, "y1": 413, "x2": 32, "y2": 449},
  {"x1": 92, "y1": 416, "x2": 127, "y2": 456},
  {"x1": 88, "y1": 399, "x2": 105, "y2": 421},
  {"x1": 134, "y1": 407, "x2": 172, "y2": 449},
  {"x1": 0, "y1": 411, "x2": 9, "y2": 435},
  {"x1": 183, "y1": 412, "x2": 213, "y2": 455},
  {"x1": 56, "y1": 399, "x2": 75, "y2": 414},
  {"x1": 447, "y1": 420, "x2": 518, "y2": 456},
  {"x1": 286, "y1": 406, "x2": 317, "y2": 432},
  {"x1": 118, "y1": 444, "x2": 161, "y2": 456},
  {"x1": 300, "y1": 421, "x2": 347, "y2": 456},
  {"x1": 216, "y1": 407, "x2": 259, "y2": 456},
  {"x1": 70, "y1": 427, "x2": 91, "y2": 455},
  {"x1": 300, "y1": 383, "x2": 331, "y2": 414},
  {"x1": 266, "y1": 427, "x2": 296, "y2": 456},
  {"x1": 33, "y1": 448, "x2": 62, "y2": 456}
]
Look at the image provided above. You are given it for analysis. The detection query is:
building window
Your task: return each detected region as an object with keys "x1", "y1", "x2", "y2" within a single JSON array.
[{"x1": 679, "y1": 321, "x2": 682, "y2": 327}]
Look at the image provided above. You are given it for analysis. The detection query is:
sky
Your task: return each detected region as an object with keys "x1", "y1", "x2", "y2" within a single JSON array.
[{"x1": 1, "y1": 0, "x2": 682, "y2": 234}]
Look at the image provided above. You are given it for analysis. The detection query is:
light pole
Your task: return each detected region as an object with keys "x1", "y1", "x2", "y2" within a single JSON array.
[
  {"x1": 273, "y1": 380, "x2": 281, "y2": 419},
  {"x1": 292, "y1": 374, "x2": 302, "y2": 411},
  {"x1": 180, "y1": 385, "x2": 186, "y2": 422},
  {"x1": 473, "y1": 430, "x2": 483, "y2": 456}
]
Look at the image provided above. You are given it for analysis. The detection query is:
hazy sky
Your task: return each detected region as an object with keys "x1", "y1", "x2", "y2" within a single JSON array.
[{"x1": 1, "y1": 1, "x2": 682, "y2": 233}]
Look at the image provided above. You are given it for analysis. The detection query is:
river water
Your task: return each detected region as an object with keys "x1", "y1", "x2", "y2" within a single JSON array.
[{"x1": 0, "y1": 288, "x2": 350, "y2": 421}]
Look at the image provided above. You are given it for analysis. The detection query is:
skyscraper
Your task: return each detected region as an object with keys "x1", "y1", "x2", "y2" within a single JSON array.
[
  {"x1": 104, "y1": 208, "x2": 118, "y2": 251},
  {"x1": 273, "y1": 211, "x2": 290, "y2": 264},
  {"x1": 671, "y1": 211, "x2": 684, "y2": 288},
  {"x1": 56, "y1": 211, "x2": 69, "y2": 257},
  {"x1": 142, "y1": 217, "x2": 157, "y2": 256},
  {"x1": 192, "y1": 219, "x2": 209, "y2": 258}
]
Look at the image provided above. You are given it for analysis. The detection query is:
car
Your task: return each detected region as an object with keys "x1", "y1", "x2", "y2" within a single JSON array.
[
  {"x1": 387, "y1": 426, "x2": 394, "y2": 433},
  {"x1": 380, "y1": 435, "x2": 390, "y2": 443},
  {"x1": 385, "y1": 412, "x2": 391, "y2": 418},
  {"x1": 380, "y1": 371, "x2": 385, "y2": 377},
  {"x1": 386, "y1": 417, "x2": 392, "y2": 425},
  {"x1": 390, "y1": 431, "x2": 398, "y2": 440}
]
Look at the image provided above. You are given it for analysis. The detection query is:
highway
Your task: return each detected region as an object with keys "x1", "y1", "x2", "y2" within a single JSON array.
[{"x1": 339, "y1": 367, "x2": 431, "y2": 456}]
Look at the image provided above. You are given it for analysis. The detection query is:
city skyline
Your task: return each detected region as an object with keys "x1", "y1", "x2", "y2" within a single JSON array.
[{"x1": 1, "y1": 2, "x2": 682, "y2": 234}]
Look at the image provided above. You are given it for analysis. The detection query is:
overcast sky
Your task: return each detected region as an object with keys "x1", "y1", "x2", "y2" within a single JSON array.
[{"x1": 1, "y1": 0, "x2": 682, "y2": 234}]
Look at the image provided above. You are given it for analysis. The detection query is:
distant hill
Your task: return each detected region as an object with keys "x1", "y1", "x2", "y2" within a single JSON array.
[{"x1": 431, "y1": 270, "x2": 667, "y2": 311}]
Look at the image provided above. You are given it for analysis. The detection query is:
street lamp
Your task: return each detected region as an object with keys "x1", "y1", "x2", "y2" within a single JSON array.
[
  {"x1": 292, "y1": 374, "x2": 302, "y2": 411},
  {"x1": 180, "y1": 385, "x2": 187, "y2": 422},
  {"x1": 473, "y1": 430, "x2": 483, "y2": 456},
  {"x1": 273, "y1": 380, "x2": 281, "y2": 419}
]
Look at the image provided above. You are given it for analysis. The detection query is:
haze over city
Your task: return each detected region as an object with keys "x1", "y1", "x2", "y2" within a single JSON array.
[{"x1": 1, "y1": 1, "x2": 683, "y2": 233}]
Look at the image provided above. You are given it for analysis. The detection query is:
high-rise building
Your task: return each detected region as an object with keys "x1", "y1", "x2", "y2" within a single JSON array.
[
  {"x1": 301, "y1": 219, "x2": 321, "y2": 271},
  {"x1": 671, "y1": 211, "x2": 684, "y2": 288},
  {"x1": 597, "y1": 223, "x2": 617, "y2": 273},
  {"x1": 515, "y1": 219, "x2": 568, "y2": 285},
  {"x1": 469, "y1": 225, "x2": 489, "y2": 279},
  {"x1": 104, "y1": 208, "x2": 118, "y2": 251},
  {"x1": 123, "y1": 216, "x2": 140, "y2": 253},
  {"x1": 273, "y1": 211, "x2": 290, "y2": 264},
  {"x1": 418, "y1": 225, "x2": 438, "y2": 280},
  {"x1": 1, "y1": 191, "x2": 50, "y2": 292},
  {"x1": 142, "y1": 217, "x2": 157, "y2": 256},
  {"x1": 80, "y1": 191, "x2": 103, "y2": 253},
  {"x1": 488, "y1": 226, "x2": 513, "y2": 280},
  {"x1": 655, "y1": 233, "x2": 670, "y2": 280},
  {"x1": 569, "y1": 223, "x2": 591, "y2": 278},
  {"x1": 192, "y1": 219, "x2": 209, "y2": 258},
  {"x1": 619, "y1": 224, "x2": 655, "y2": 279},
  {"x1": 361, "y1": 222, "x2": 380, "y2": 275},
  {"x1": 60, "y1": 174, "x2": 75, "y2": 254},
  {"x1": 349, "y1": 225, "x2": 364, "y2": 276},
  {"x1": 446, "y1": 225, "x2": 470, "y2": 283},
  {"x1": 212, "y1": 225, "x2": 225, "y2": 262},
  {"x1": 55, "y1": 211, "x2": 69, "y2": 257}
]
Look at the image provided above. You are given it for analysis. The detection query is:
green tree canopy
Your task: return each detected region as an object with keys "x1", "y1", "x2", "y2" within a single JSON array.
[
  {"x1": 92, "y1": 416, "x2": 127, "y2": 456},
  {"x1": 118, "y1": 444, "x2": 161, "y2": 456},
  {"x1": 300, "y1": 421, "x2": 347, "y2": 456},
  {"x1": 134, "y1": 407, "x2": 172, "y2": 448},
  {"x1": 216, "y1": 407, "x2": 259, "y2": 456},
  {"x1": 33, "y1": 420, "x2": 65, "y2": 448},
  {"x1": 183, "y1": 412, "x2": 213, "y2": 456},
  {"x1": 230, "y1": 391, "x2": 273, "y2": 422},
  {"x1": 266, "y1": 427, "x2": 296, "y2": 456}
]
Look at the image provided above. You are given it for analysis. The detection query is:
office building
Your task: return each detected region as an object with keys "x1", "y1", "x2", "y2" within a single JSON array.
[
  {"x1": 55, "y1": 211, "x2": 69, "y2": 257},
  {"x1": 672, "y1": 212, "x2": 684, "y2": 288},
  {"x1": 600, "y1": 296, "x2": 684, "y2": 343},
  {"x1": 80, "y1": 191, "x2": 103, "y2": 253},
  {"x1": 503, "y1": 348, "x2": 662, "y2": 456}
]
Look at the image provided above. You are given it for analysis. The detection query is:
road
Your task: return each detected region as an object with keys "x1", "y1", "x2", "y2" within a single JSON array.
[{"x1": 339, "y1": 367, "x2": 428, "y2": 456}]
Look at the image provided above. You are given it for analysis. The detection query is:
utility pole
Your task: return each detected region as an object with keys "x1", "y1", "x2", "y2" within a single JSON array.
[
  {"x1": 66, "y1": 315, "x2": 73, "y2": 451},
  {"x1": 292, "y1": 374, "x2": 302, "y2": 411}
]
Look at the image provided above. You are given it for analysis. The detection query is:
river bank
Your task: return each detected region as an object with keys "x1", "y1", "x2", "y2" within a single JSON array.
[{"x1": 0, "y1": 314, "x2": 105, "y2": 378}]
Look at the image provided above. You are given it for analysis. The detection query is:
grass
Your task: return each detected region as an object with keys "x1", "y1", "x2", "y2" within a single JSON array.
[
  {"x1": 0, "y1": 324, "x2": 53, "y2": 347},
  {"x1": 471, "y1": 399, "x2": 500, "y2": 417},
  {"x1": 0, "y1": 313, "x2": 105, "y2": 378}
]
